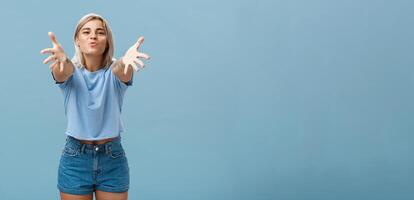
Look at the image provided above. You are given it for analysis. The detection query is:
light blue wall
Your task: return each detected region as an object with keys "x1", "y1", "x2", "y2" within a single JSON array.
[{"x1": 0, "y1": 0, "x2": 413, "y2": 199}]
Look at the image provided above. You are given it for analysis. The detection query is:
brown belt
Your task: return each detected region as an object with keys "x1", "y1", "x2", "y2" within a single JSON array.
[{"x1": 78, "y1": 137, "x2": 118, "y2": 145}]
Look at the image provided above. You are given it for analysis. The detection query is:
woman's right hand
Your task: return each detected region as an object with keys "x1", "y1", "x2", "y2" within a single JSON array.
[{"x1": 40, "y1": 32, "x2": 68, "y2": 72}]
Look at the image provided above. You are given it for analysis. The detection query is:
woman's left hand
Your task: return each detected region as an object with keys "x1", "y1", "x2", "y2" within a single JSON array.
[{"x1": 121, "y1": 36, "x2": 150, "y2": 75}]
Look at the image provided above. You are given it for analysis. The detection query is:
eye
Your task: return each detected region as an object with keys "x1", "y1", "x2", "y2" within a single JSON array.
[
  {"x1": 82, "y1": 31, "x2": 90, "y2": 34},
  {"x1": 98, "y1": 32, "x2": 106, "y2": 35}
]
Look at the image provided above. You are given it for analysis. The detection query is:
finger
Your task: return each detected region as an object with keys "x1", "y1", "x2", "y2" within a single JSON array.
[
  {"x1": 40, "y1": 48, "x2": 55, "y2": 54},
  {"x1": 137, "y1": 52, "x2": 150, "y2": 60},
  {"x1": 49, "y1": 60, "x2": 58, "y2": 69},
  {"x1": 59, "y1": 61, "x2": 64, "y2": 72},
  {"x1": 130, "y1": 62, "x2": 139, "y2": 72},
  {"x1": 134, "y1": 58, "x2": 145, "y2": 69},
  {"x1": 124, "y1": 63, "x2": 129, "y2": 75},
  {"x1": 48, "y1": 32, "x2": 60, "y2": 46},
  {"x1": 134, "y1": 36, "x2": 144, "y2": 49},
  {"x1": 43, "y1": 55, "x2": 55, "y2": 64}
]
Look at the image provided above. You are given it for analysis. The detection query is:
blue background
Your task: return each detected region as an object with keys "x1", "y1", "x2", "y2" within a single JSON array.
[{"x1": 0, "y1": 0, "x2": 413, "y2": 199}]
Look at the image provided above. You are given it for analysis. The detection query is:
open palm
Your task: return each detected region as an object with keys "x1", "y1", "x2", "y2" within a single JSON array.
[
  {"x1": 121, "y1": 36, "x2": 150, "y2": 75},
  {"x1": 40, "y1": 32, "x2": 67, "y2": 72}
]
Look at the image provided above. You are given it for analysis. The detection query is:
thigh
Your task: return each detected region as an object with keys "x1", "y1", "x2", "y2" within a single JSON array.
[
  {"x1": 95, "y1": 190, "x2": 128, "y2": 200},
  {"x1": 60, "y1": 192, "x2": 93, "y2": 200}
]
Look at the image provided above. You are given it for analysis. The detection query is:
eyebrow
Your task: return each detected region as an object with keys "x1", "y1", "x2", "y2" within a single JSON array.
[{"x1": 81, "y1": 27, "x2": 105, "y2": 31}]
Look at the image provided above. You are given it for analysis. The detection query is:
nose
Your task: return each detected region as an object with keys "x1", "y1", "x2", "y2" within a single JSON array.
[{"x1": 90, "y1": 33, "x2": 97, "y2": 40}]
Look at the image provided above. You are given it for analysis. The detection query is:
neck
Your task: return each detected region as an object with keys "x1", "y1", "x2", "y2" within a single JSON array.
[{"x1": 83, "y1": 54, "x2": 103, "y2": 72}]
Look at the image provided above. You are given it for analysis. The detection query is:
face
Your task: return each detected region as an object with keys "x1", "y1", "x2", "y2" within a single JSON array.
[{"x1": 76, "y1": 19, "x2": 107, "y2": 57}]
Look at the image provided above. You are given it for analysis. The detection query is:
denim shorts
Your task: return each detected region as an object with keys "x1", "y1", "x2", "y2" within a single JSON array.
[{"x1": 57, "y1": 135, "x2": 130, "y2": 195}]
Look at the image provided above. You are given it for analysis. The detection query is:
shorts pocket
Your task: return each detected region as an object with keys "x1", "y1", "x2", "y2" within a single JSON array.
[
  {"x1": 109, "y1": 145, "x2": 125, "y2": 159},
  {"x1": 62, "y1": 146, "x2": 79, "y2": 157}
]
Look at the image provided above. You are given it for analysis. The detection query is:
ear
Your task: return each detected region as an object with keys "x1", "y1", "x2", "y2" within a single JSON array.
[{"x1": 75, "y1": 38, "x2": 80, "y2": 47}]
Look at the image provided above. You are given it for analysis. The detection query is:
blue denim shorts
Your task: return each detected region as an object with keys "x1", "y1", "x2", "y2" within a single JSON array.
[{"x1": 57, "y1": 135, "x2": 130, "y2": 195}]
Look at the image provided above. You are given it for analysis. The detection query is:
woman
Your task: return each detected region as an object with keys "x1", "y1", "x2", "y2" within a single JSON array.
[{"x1": 40, "y1": 13, "x2": 150, "y2": 200}]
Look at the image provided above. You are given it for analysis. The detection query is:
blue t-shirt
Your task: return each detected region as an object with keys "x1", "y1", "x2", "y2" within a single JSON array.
[{"x1": 52, "y1": 60, "x2": 133, "y2": 140}]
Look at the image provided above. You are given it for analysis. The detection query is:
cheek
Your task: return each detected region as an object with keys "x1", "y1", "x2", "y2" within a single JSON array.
[
  {"x1": 78, "y1": 38, "x2": 88, "y2": 48},
  {"x1": 100, "y1": 37, "x2": 107, "y2": 46},
  {"x1": 79, "y1": 43, "x2": 89, "y2": 52},
  {"x1": 99, "y1": 39, "x2": 108, "y2": 51}
]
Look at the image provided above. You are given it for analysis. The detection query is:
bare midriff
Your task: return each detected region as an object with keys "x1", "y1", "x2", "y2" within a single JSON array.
[{"x1": 78, "y1": 137, "x2": 118, "y2": 145}]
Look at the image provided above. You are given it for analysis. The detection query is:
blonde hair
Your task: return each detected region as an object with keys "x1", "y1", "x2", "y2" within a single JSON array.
[{"x1": 72, "y1": 13, "x2": 115, "y2": 69}]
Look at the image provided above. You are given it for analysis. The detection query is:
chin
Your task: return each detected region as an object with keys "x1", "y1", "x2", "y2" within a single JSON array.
[{"x1": 84, "y1": 50, "x2": 105, "y2": 56}]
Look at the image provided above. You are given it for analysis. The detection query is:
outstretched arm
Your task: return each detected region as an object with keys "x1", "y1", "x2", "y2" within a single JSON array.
[
  {"x1": 40, "y1": 32, "x2": 74, "y2": 83},
  {"x1": 112, "y1": 36, "x2": 150, "y2": 83}
]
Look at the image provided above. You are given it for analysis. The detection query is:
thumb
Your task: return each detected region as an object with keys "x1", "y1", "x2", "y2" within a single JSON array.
[{"x1": 59, "y1": 61, "x2": 64, "y2": 72}]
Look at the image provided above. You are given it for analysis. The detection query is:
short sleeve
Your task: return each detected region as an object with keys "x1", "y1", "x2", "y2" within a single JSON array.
[{"x1": 51, "y1": 71, "x2": 73, "y2": 90}]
